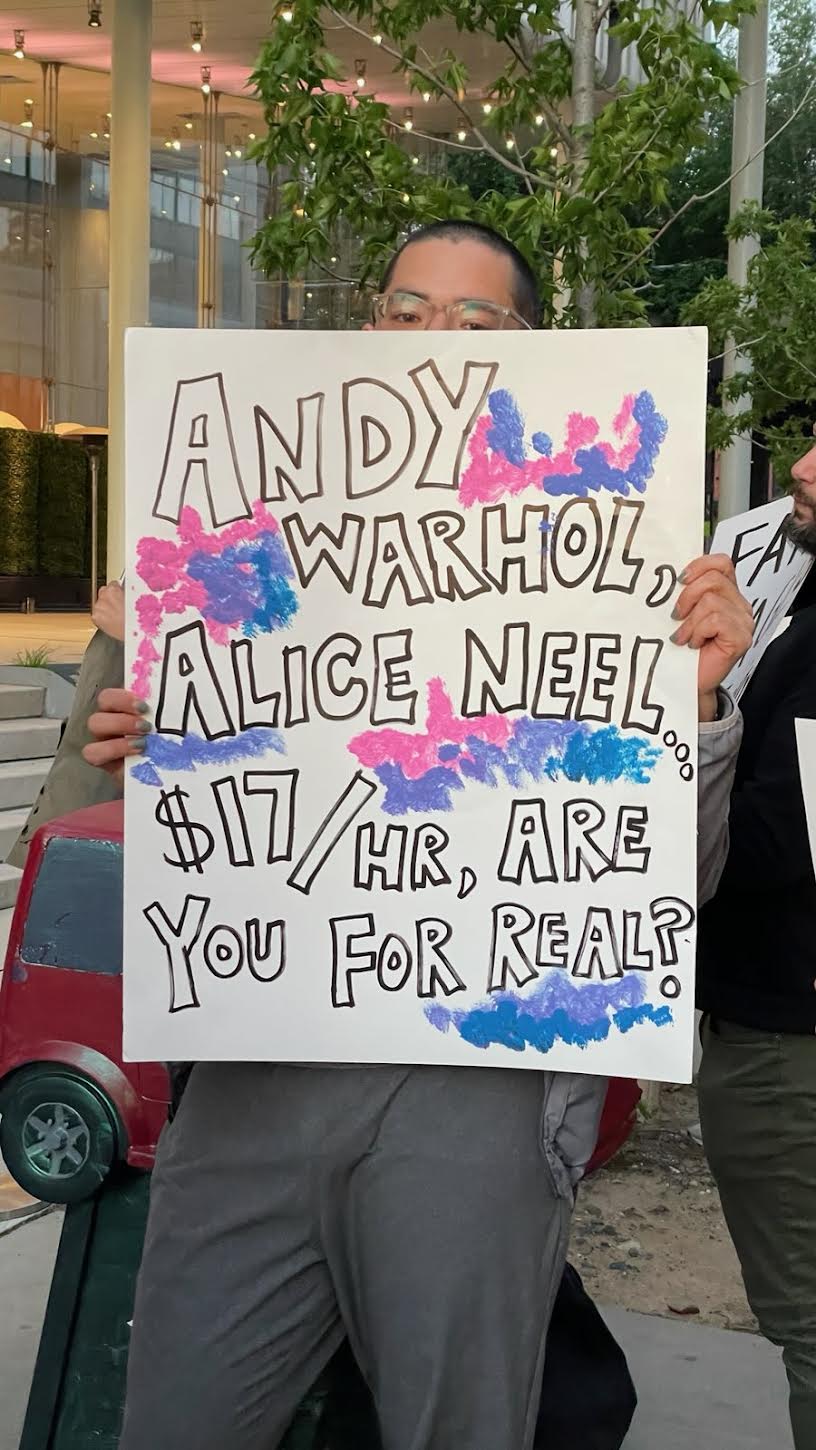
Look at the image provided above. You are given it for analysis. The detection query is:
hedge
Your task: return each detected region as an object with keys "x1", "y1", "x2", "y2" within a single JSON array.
[{"x1": 0, "y1": 428, "x2": 108, "y2": 579}]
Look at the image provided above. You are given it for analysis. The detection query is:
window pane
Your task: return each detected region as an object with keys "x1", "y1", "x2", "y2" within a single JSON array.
[{"x1": 21, "y1": 837, "x2": 123, "y2": 975}]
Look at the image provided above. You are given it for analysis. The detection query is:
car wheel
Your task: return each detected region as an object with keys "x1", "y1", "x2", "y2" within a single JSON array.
[{"x1": 0, "y1": 1071, "x2": 118, "y2": 1204}]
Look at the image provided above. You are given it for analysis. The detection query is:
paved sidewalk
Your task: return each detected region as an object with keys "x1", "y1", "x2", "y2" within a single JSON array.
[{"x1": 0, "y1": 1209, "x2": 794, "y2": 1450}]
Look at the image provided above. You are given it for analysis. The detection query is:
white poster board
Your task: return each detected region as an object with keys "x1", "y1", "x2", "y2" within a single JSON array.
[
  {"x1": 711, "y1": 496, "x2": 813, "y2": 701},
  {"x1": 796, "y1": 718, "x2": 816, "y2": 879},
  {"x1": 124, "y1": 327, "x2": 706, "y2": 1082}
]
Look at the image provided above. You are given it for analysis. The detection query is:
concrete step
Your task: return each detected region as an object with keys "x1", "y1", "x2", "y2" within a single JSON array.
[
  {"x1": 0, "y1": 683, "x2": 45, "y2": 722},
  {"x1": 0, "y1": 716, "x2": 60, "y2": 764},
  {"x1": 0, "y1": 757, "x2": 51, "y2": 812},
  {"x1": 0, "y1": 810, "x2": 27, "y2": 861},
  {"x1": 0, "y1": 863, "x2": 21, "y2": 910}
]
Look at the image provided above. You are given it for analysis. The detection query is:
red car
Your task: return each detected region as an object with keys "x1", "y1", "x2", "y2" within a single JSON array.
[{"x1": 0, "y1": 802, "x2": 639, "y2": 1203}]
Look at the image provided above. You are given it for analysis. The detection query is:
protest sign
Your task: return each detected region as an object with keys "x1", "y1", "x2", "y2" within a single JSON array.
[
  {"x1": 124, "y1": 328, "x2": 705, "y2": 1081},
  {"x1": 796, "y1": 718, "x2": 816, "y2": 879},
  {"x1": 711, "y1": 496, "x2": 813, "y2": 701}
]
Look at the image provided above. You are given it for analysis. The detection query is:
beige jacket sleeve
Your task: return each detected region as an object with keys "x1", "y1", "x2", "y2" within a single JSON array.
[{"x1": 697, "y1": 689, "x2": 742, "y2": 907}]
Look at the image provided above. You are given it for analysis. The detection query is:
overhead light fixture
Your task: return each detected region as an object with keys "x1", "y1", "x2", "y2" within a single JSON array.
[
  {"x1": 102, "y1": 114, "x2": 110, "y2": 138},
  {"x1": 233, "y1": 194, "x2": 240, "y2": 203},
  {"x1": 90, "y1": 128, "x2": 99, "y2": 140},
  {"x1": 13, "y1": 31, "x2": 25, "y2": 60},
  {"x1": 225, "y1": 147, "x2": 232, "y2": 157},
  {"x1": 21, "y1": 98, "x2": 34, "y2": 129},
  {"x1": 355, "y1": 58, "x2": 366, "y2": 90},
  {"x1": 421, "y1": 90, "x2": 431, "y2": 103},
  {"x1": 233, "y1": 134, "x2": 242, "y2": 157},
  {"x1": 164, "y1": 138, "x2": 172, "y2": 149},
  {"x1": 185, "y1": 120, "x2": 194, "y2": 130},
  {"x1": 248, "y1": 131, "x2": 256, "y2": 140},
  {"x1": 279, "y1": 4, "x2": 294, "y2": 20},
  {"x1": 403, "y1": 107, "x2": 413, "y2": 131},
  {"x1": 222, "y1": 167, "x2": 228, "y2": 176},
  {"x1": 372, "y1": 32, "x2": 382, "y2": 43},
  {"x1": 190, "y1": 20, "x2": 204, "y2": 53},
  {"x1": 482, "y1": 100, "x2": 492, "y2": 115},
  {"x1": 87, "y1": 2, "x2": 103, "y2": 28},
  {"x1": 171, "y1": 127, "x2": 181, "y2": 151},
  {"x1": 457, "y1": 127, "x2": 467, "y2": 142},
  {"x1": 200, "y1": 65, "x2": 211, "y2": 95}
]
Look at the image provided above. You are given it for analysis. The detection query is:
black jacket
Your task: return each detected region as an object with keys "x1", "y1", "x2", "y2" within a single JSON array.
[{"x1": 697, "y1": 599, "x2": 816, "y2": 1033}]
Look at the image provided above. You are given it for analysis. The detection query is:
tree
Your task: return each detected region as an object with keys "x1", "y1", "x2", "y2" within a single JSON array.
[
  {"x1": 683, "y1": 205, "x2": 816, "y2": 483},
  {"x1": 648, "y1": 0, "x2": 816, "y2": 324},
  {"x1": 249, "y1": 0, "x2": 752, "y2": 328}
]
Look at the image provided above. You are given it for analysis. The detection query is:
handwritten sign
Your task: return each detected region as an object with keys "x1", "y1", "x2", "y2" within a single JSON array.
[
  {"x1": 124, "y1": 328, "x2": 706, "y2": 1082},
  {"x1": 796, "y1": 718, "x2": 816, "y2": 880},
  {"x1": 711, "y1": 496, "x2": 813, "y2": 701}
]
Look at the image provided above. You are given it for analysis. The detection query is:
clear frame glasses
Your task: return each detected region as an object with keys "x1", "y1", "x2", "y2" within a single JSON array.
[{"x1": 371, "y1": 289, "x2": 531, "y2": 332}]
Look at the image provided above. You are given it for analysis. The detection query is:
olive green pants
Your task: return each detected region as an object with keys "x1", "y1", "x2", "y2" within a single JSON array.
[{"x1": 699, "y1": 1016, "x2": 816, "y2": 1450}]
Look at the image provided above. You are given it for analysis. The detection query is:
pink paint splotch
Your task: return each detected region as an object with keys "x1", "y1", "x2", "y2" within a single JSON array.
[
  {"x1": 350, "y1": 677, "x2": 512, "y2": 780},
  {"x1": 459, "y1": 388, "x2": 666, "y2": 508},
  {"x1": 131, "y1": 501, "x2": 295, "y2": 697}
]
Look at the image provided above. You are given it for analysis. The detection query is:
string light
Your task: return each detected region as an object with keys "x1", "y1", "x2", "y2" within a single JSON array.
[
  {"x1": 308, "y1": 140, "x2": 316, "y2": 151},
  {"x1": 190, "y1": 20, "x2": 204, "y2": 52},
  {"x1": 421, "y1": 90, "x2": 431, "y2": 103},
  {"x1": 248, "y1": 131, "x2": 256, "y2": 140},
  {"x1": 550, "y1": 145, "x2": 558, "y2": 158},
  {"x1": 21, "y1": 98, "x2": 34, "y2": 129},
  {"x1": 222, "y1": 166, "x2": 229, "y2": 176},
  {"x1": 355, "y1": 58, "x2": 367, "y2": 89},
  {"x1": 87, "y1": 2, "x2": 103, "y2": 28},
  {"x1": 279, "y1": 4, "x2": 294, "y2": 20},
  {"x1": 482, "y1": 100, "x2": 492, "y2": 115},
  {"x1": 403, "y1": 107, "x2": 414, "y2": 131},
  {"x1": 200, "y1": 65, "x2": 211, "y2": 95},
  {"x1": 331, "y1": 255, "x2": 338, "y2": 262},
  {"x1": 171, "y1": 127, "x2": 181, "y2": 151},
  {"x1": 534, "y1": 113, "x2": 544, "y2": 126},
  {"x1": 233, "y1": 135, "x2": 242, "y2": 157},
  {"x1": 233, "y1": 194, "x2": 240, "y2": 203},
  {"x1": 13, "y1": 31, "x2": 25, "y2": 60},
  {"x1": 505, "y1": 135, "x2": 514, "y2": 150},
  {"x1": 401, "y1": 191, "x2": 410, "y2": 203},
  {"x1": 372, "y1": 32, "x2": 383, "y2": 43},
  {"x1": 457, "y1": 127, "x2": 467, "y2": 142},
  {"x1": 411, "y1": 155, "x2": 419, "y2": 164},
  {"x1": 90, "y1": 129, "x2": 99, "y2": 139},
  {"x1": 185, "y1": 120, "x2": 194, "y2": 130}
]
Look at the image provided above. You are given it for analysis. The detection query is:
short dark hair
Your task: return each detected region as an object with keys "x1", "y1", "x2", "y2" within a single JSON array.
[{"x1": 380, "y1": 220, "x2": 541, "y2": 327}]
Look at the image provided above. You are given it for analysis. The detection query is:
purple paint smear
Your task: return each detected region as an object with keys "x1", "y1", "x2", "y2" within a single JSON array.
[
  {"x1": 460, "y1": 389, "x2": 668, "y2": 507},
  {"x1": 131, "y1": 727, "x2": 285, "y2": 787},
  {"x1": 349, "y1": 683, "x2": 661, "y2": 816},
  {"x1": 426, "y1": 972, "x2": 672, "y2": 1054}
]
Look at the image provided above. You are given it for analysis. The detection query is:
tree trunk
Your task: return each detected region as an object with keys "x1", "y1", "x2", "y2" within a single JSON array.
[{"x1": 572, "y1": 0, "x2": 597, "y2": 327}]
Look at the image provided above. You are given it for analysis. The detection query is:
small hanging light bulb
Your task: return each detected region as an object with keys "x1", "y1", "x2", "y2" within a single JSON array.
[
  {"x1": 401, "y1": 191, "x2": 410, "y2": 203},
  {"x1": 13, "y1": 30, "x2": 25, "y2": 60},
  {"x1": 372, "y1": 32, "x2": 383, "y2": 43},
  {"x1": 411, "y1": 155, "x2": 419, "y2": 165},
  {"x1": 248, "y1": 131, "x2": 256, "y2": 140},
  {"x1": 482, "y1": 100, "x2": 492, "y2": 115},
  {"x1": 535, "y1": 113, "x2": 544, "y2": 126},
  {"x1": 233, "y1": 134, "x2": 242, "y2": 157},
  {"x1": 21, "y1": 98, "x2": 34, "y2": 129},
  {"x1": 190, "y1": 20, "x2": 204, "y2": 53},
  {"x1": 87, "y1": 2, "x2": 103, "y2": 28},
  {"x1": 355, "y1": 59, "x2": 367, "y2": 90},
  {"x1": 421, "y1": 90, "x2": 431, "y2": 103},
  {"x1": 403, "y1": 107, "x2": 413, "y2": 131},
  {"x1": 171, "y1": 127, "x2": 181, "y2": 151},
  {"x1": 457, "y1": 127, "x2": 467, "y2": 142},
  {"x1": 185, "y1": 120, "x2": 194, "y2": 130},
  {"x1": 550, "y1": 145, "x2": 558, "y2": 158},
  {"x1": 200, "y1": 65, "x2": 211, "y2": 95},
  {"x1": 505, "y1": 135, "x2": 514, "y2": 150},
  {"x1": 280, "y1": 3, "x2": 294, "y2": 21}
]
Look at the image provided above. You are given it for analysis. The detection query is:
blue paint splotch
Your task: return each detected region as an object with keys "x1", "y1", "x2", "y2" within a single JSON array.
[
  {"x1": 186, "y1": 527, "x2": 297, "y2": 638},
  {"x1": 461, "y1": 389, "x2": 668, "y2": 507},
  {"x1": 349, "y1": 683, "x2": 661, "y2": 816},
  {"x1": 131, "y1": 727, "x2": 285, "y2": 786},
  {"x1": 427, "y1": 973, "x2": 672, "y2": 1055}
]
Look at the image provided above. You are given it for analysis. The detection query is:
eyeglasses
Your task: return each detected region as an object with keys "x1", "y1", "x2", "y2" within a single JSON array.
[{"x1": 371, "y1": 289, "x2": 531, "y2": 332}]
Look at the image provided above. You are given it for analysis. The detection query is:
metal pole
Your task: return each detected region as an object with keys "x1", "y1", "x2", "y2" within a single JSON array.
[
  {"x1": 106, "y1": 0, "x2": 152, "y2": 579},
  {"x1": 89, "y1": 448, "x2": 99, "y2": 608},
  {"x1": 717, "y1": 1, "x2": 769, "y2": 521}
]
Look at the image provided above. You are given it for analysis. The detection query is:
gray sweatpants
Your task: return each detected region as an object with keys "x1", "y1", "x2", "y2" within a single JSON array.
[{"x1": 119, "y1": 1063, "x2": 604, "y2": 1450}]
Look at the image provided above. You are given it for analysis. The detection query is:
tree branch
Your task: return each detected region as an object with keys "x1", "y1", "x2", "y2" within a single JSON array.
[
  {"x1": 325, "y1": 5, "x2": 552, "y2": 189},
  {"x1": 610, "y1": 69, "x2": 816, "y2": 287},
  {"x1": 503, "y1": 33, "x2": 575, "y2": 152}
]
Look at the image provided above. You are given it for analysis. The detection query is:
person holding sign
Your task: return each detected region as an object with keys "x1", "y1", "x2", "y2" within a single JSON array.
[
  {"x1": 86, "y1": 222, "x2": 752, "y2": 1450},
  {"x1": 698, "y1": 425, "x2": 816, "y2": 1450}
]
